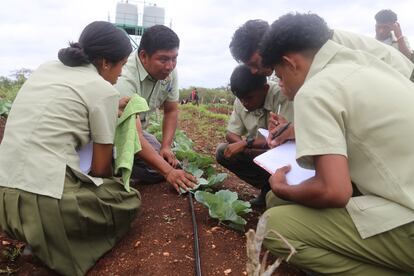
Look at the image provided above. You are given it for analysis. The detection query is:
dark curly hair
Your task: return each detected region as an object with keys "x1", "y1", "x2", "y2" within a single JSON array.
[
  {"x1": 375, "y1": 9, "x2": 397, "y2": 24},
  {"x1": 138, "y1": 25, "x2": 180, "y2": 56},
  {"x1": 259, "y1": 13, "x2": 331, "y2": 67},
  {"x1": 229, "y1": 20, "x2": 269, "y2": 63},
  {"x1": 230, "y1": 64, "x2": 267, "y2": 98}
]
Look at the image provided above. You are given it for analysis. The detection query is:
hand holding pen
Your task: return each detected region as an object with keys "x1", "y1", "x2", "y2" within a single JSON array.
[{"x1": 267, "y1": 111, "x2": 295, "y2": 148}]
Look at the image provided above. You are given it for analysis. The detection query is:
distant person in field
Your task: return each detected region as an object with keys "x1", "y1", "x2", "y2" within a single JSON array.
[
  {"x1": 259, "y1": 12, "x2": 414, "y2": 274},
  {"x1": 115, "y1": 25, "x2": 194, "y2": 185},
  {"x1": 375, "y1": 9, "x2": 413, "y2": 60},
  {"x1": 191, "y1": 87, "x2": 199, "y2": 106},
  {"x1": 215, "y1": 65, "x2": 293, "y2": 207}
]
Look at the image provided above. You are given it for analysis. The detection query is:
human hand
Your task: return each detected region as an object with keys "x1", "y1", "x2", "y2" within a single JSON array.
[
  {"x1": 224, "y1": 141, "x2": 246, "y2": 159},
  {"x1": 118, "y1": 97, "x2": 130, "y2": 117},
  {"x1": 165, "y1": 169, "x2": 197, "y2": 192},
  {"x1": 160, "y1": 147, "x2": 179, "y2": 167},
  {"x1": 269, "y1": 165, "x2": 291, "y2": 195},
  {"x1": 392, "y1": 22, "x2": 403, "y2": 38},
  {"x1": 268, "y1": 112, "x2": 288, "y2": 134},
  {"x1": 268, "y1": 123, "x2": 295, "y2": 148}
]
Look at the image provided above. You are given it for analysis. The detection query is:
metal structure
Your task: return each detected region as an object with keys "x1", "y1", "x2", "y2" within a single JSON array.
[{"x1": 112, "y1": 1, "x2": 165, "y2": 49}]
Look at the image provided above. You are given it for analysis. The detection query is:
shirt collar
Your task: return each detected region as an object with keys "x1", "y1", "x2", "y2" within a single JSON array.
[
  {"x1": 135, "y1": 53, "x2": 156, "y2": 82},
  {"x1": 263, "y1": 82, "x2": 278, "y2": 111},
  {"x1": 305, "y1": 40, "x2": 343, "y2": 82}
]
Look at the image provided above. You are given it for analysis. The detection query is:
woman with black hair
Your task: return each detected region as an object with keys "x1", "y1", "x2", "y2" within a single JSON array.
[{"x1": 0, "y1": 21, "x2": 141, "y2": 275}]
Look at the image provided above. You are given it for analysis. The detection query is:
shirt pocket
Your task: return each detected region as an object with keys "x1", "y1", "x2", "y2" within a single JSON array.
[{"x1": 352, "y1": 195, "x2": 390, "y2": 211}]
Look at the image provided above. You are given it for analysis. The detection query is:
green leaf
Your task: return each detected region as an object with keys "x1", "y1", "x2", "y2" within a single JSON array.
[
  {"x1": 206, "y1": 173, "x2": 228, "y2": 187},
  {"x1": 232, "y1": 200, "x2": 252, "y2": 215},
  {"x1": 194, "y1": 190, "x2": 251, "y2": 231}
]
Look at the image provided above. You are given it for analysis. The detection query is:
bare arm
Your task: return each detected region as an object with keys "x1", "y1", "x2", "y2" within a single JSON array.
[
  {"x1": 270, "y1": 154, "x2": 353, "y2": 208},
  {"x1": 224, "y1": 133, "x2": 268, "y2": 159},
  {"x1": 135, "y1": 119, "x2": 196, "y2": 192},
  {"x1": 90, "y1": 143, "x2": 114, "y2": 178},
  {"x1": 160, "y1": 101, "x2": 179, "y2": 166},
  {"x1": 393, "y1": 22, "x2": 413, "y2": 59},
  {"x1": 225, "y1": 132, "x2": 243, "y2": 143}
]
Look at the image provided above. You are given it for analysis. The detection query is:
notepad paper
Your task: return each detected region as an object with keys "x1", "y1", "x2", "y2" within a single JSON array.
[
  {"x1": 253, "y1": 141, "x2": 315, "y2": 185},
  {"x1": 78, "y1": 142, "x2": 93, "y2": 174},
  {"x1": 258, "y1": 128, "x2": 269, "y2": 138}
]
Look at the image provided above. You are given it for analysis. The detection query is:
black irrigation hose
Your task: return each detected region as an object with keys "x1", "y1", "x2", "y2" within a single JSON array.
[{"x1": 188, "y1": 192, "x2": 202, "y2": 276}]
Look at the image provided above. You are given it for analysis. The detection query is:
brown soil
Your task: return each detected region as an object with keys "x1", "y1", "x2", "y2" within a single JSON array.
[
  {"x1": 0, "y1": 117, "x2": 6, "y2": 144},
  {"x1": 206, "y1": 107, "x2": 232, "y2": 115},
  {"x1": 0, "y1": 115, "x2": 304, "y2": 276}
]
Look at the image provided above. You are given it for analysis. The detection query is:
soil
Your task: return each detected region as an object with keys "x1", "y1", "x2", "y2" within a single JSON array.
[
  {"x1": 206, "y1": 107, "x2": 232, "y2": 115},
  {"x1": 0, "y1": 114, "x2": 304, "y2": 276}
]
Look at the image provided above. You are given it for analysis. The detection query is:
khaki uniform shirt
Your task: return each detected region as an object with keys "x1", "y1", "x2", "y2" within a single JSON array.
[
  {"x1": 227, "y1": 81, "x2": 293, "y2": 137},
  {"x1": 332, "y1": 29, "x2": 414, "y2": 78},
  {"x1": 379, "y1": 31, "x2": 412, "y2": 52},
  {"x1": 114, "y1": 51, "x2": 179, "y2": 127},
  {"x1": 0, "y1": 61, "x2": 119, "y2": 199},
  {"x1": 294, "y1": 40, "x2": 414, "y2": 238}
]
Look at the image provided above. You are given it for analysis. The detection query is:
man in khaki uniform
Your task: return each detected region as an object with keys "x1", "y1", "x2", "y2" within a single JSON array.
[
  {"x1": 258, "y1": 13, "x2": 414, "y2": 275},
  {"x1": 115, "y1": 25, "x2": 180, "y2": 183},
  {"x1": 375, "y1": 9, "x2": 413, "y2": 61},
  {"x1": 230, "y1": 19, "x2": 414, "y2": 80},
  {"x1": 216, "y1": 65, "x2": 293, "y2": 206}
]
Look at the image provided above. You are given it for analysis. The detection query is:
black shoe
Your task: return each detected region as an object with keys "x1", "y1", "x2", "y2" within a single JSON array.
[
  {"x1": 249, "y1": 183, "x2": 270, "y2": 207},
  {"x1": 249, "y1": 194, "x2": 266, "y2": 207}
]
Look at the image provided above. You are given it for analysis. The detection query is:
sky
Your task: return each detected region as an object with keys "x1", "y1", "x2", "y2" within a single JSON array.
[{"x1": 1, "y1": 0, "x2": 413, "y2": 88}]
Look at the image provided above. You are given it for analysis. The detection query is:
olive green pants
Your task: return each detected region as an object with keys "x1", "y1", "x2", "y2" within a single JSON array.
[
  {"x1": 263, "y1": 192, "x2": 414, "y2": 275},
  {"x1": 0, "y1": 172, "x2": 140, "y2": 276}
]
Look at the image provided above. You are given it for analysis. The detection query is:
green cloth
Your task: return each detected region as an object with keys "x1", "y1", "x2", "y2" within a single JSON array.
[
  {"x1": 0, "y1": 170, "x2": 140, "y2": 276},
  {"x1": 114, "y1": 95, "x2": 149, "y2": 191}
]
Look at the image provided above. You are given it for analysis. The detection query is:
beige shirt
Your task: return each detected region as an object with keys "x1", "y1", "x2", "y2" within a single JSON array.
[
  {"x1": 294, "y1": 40, "x2": 414, "y2": 238},
  {"x1": 114, "y1": 51, "x2": 179, "y2": 127},
  {"x1": 379, "y1": 31, "x2": 412, "y2": 52},
  {"x1": 227, "y1": 81, "x2": 293, "y2": 137},
  {"x1": 332, "y1": 29, "x2": 414, "y2": 78},
  {"x1": 0, "y1": 61, "x2": 119, "y2": 199}
]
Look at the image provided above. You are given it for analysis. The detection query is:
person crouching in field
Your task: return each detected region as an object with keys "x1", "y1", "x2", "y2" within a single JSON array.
[
  {"x1": 215, "y1": 64, "x2": 293, "y2": 207},
  {"x1": 260, "y1": 12, "x2": 414, "y2": 275},
  {"x1": 0, "y1": 21, "x2": 141, "y2": 276}
]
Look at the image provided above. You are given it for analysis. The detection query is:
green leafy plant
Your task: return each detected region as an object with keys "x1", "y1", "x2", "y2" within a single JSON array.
[
  {"x1": 147, "y1": 119, "x2": 227, "y2": 194},
  {"x1": 0, "y1": 99, "x2": 12, "y2": 118},
  {"x1": 195, "y1": 190, "x2": 252, "y2": 231}
]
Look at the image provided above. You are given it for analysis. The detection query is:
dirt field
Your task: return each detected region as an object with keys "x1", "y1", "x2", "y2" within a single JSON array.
[{"x1": 0, "y1": 109, "x2": 303, "y2": 276}]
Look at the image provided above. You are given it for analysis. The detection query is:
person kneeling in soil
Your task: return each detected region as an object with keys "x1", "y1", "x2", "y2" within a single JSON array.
[
  {"x1": 215, "y1": 65, "x2": 293, "y2": 207},
  {"x1": 0, "y1": 21, "x2": 194, "y2": 276},
  {"x1": 259, "y1": 12, "x2": 414, "y2": 274}
]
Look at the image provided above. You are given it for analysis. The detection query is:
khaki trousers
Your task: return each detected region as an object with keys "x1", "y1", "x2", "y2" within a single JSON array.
[{"x1": 263, "y1": 192, "x2": 414, "y2": 275}]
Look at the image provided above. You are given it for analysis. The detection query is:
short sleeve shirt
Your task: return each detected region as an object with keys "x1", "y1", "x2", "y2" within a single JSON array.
[
  {"x1": 115, "y1": 51, "x2": 179, "y2": 127},
  {"x1": 0, "y1": 61, "x2": 119, "y2": 199},
  {"x1": 294, "y1": 40, "x2": 414, "y2": 238},
  {"x1": 332, "y1": 29, "x2": 414, "y2": 78},
  {"x1": 227, "y1": 81, "x2": 293, "y2": 137}
]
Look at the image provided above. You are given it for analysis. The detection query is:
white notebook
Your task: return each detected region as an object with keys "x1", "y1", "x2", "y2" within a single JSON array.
[{"x1": 253, "y1": 141, "x2": 315, "y2": 185}]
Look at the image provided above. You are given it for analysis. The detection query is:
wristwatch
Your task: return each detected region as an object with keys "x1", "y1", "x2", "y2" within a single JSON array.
[{"x1": 246, "y1": 136, "x2": 255, "y2": 149}]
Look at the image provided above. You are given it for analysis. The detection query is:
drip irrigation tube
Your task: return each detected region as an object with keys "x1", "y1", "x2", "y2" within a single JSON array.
[{"x1": 188, "y1": 192, "x2": 202, "y2": 276}]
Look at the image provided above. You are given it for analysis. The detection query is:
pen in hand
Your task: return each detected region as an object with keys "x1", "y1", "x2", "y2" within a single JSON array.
[{"x1": 272, "y1": 122, "x2": 291, "y2": 139}]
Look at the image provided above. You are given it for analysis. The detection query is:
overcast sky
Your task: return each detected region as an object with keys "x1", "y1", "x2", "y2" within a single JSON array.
[{"x1": 1, "y1": 0, "x2": 413, "y2": 88}]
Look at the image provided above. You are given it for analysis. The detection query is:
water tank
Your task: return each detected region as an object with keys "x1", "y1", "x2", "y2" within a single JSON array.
[
  {"x1": 115, "y1": 2, "x2": 138, "y2": 25},
  {"x1": 143, "y1": 5, "x2": 165, "y2": 28}
]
